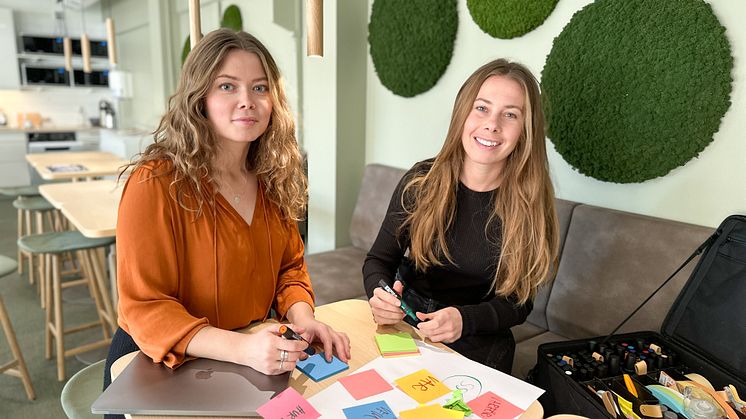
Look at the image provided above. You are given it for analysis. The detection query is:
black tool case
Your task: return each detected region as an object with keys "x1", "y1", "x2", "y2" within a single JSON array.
[{"x1": 530, "y1": 215, "x2": 746, "y2": 418}]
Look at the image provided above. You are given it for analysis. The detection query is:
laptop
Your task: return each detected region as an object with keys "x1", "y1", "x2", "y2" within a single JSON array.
[{"x1": 92, "y1": 352, "x2": 290, "y2": 416}]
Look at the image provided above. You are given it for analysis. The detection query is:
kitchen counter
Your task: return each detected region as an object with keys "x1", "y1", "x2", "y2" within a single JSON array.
[{"x1": 0, "y1": 126, "x2": 101, "y2": 133}]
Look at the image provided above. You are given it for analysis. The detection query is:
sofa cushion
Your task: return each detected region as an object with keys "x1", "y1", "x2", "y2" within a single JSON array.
[
  {"x1": 349, "y1": 164, "x2": 406, "y2": 251},
  {"x1": 306, "y1": 246, "x2": 368, "y2": 306},
  {"x1": 512, "y1": 322, "x2": 547, "y2": 344},
  {"x1": 545, "y1": 204, "x2": 714, "y2": 340},
  {"x1": 512, "y1": 330, "x2": 568, "y2": 379},
  {"x1": 526, "y1": 198, "x2": 579, "y2": 330}
]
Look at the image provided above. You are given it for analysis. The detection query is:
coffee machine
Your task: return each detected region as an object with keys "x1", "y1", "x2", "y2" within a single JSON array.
[{"x1": 99, "y1": 100, "x2": 116, "y2": 129}]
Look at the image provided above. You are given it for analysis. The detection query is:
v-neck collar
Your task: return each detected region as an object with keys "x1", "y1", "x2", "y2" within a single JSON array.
[{"x1": 214, "y1": 181, "x2": 263, "y2": 228}]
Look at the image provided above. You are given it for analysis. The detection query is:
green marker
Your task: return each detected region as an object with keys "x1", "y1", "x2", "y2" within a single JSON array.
[{"x1": 378, "y1": 280, "x2": 420, "y2": 324}]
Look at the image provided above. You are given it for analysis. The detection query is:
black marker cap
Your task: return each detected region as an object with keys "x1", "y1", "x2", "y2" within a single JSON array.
[
  {"x1": 624, "y1": 354, "x2": 636, "y2": 371},
  {"x1": 608, "y1": 355, "x2": 621, "y2": 375},
  {"x1": 655, "y1": 355, "x2": 665, "y2": 369},
  {"x1": 596, "y1": 364, "x2": 609, "y2": 378}
]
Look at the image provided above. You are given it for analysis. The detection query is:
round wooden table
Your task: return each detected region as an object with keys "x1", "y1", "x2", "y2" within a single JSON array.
[{"x1": 111, "y1": 299, "x2": 544, "y2": 418}]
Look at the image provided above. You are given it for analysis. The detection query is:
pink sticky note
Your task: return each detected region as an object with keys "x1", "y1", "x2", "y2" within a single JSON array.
[
  {"x1": 466, "y1": 391, "x2": 524, "y2": 419},
  {"x1": 256, "y1": 387, "x2": 320, "y2": 419},
  {"x1": 338, "y1": 369, "x2": 393, "y2": 400}
]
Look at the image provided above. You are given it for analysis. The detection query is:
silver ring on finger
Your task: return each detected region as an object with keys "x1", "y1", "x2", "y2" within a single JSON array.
[{"x1": 280, "y1": 349, "x2": 288, "y2": 361}]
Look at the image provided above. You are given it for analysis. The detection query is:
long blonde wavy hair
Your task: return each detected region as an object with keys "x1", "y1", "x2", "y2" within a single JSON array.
[
  {"x1": 122, "y1": 29, "x2": 306, "y2": 220},
  {"x1": 400, "y1": 59, "x2": 559, "y2": 305}
]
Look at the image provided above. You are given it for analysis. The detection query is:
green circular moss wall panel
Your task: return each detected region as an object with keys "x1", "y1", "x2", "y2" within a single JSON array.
[
  {"x1": 369, "y1": 0, "x2": 458, "y2": 98},
  {"x1": 542, "y1": 0, "x2": 733, "y2": 183},
  {"x1": 467, "y1": 0, "x2": 559, "y2": 39}
]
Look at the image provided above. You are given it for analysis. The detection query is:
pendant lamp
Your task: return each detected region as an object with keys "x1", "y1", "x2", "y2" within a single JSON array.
[
  {"x1": 189, "y1": 0, "x2": 202, "y2": 49},
  {"x1": 79, "y1": 6, "x2": 91, "y2": 74},
  {"x1": 307, "y1": 0, "x2": 323, "y2": 57}
]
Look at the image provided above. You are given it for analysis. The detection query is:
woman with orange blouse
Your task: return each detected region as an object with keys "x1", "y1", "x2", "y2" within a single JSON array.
[{"x1": 103, "y1": 29, "x2": 350, "y2": 407}]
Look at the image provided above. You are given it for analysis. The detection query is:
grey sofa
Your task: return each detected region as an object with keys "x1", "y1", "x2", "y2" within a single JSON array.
[{"x1": 306, "y1": 164, "x2": 714, "y2": 379}]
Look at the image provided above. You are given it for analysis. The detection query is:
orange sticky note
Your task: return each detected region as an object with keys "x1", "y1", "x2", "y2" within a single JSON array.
[
  {"x1": 399, "y1": 404, "x2": 465, "y2": 419},
  {"x1": 394, "y1": 369, "x2": 451, "y2": 404}
]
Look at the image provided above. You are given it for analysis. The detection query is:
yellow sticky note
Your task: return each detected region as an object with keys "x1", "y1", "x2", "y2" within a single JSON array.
[
  {"x1": 399, "y1": 404, "x2": 465, "y2": 419},
  {"x1": 394, "y1": 369, "x2": 451, "y2": 404}
]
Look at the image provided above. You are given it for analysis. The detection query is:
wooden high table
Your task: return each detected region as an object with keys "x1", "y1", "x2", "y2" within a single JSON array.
[
  {"x1": 38, "y1": 179, "x2": 122, "y2": 238},
  {"x1": 26, "y1": 151, "x2": 129, "y2": 181},
  {"x1": 111, "y1": 299, "x2": 544, "y2": 418}
]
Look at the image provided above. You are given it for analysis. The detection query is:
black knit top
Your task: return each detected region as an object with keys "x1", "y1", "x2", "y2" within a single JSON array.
[{"x1": 363, "y1": 160, "x2": 532, "y2": 339}]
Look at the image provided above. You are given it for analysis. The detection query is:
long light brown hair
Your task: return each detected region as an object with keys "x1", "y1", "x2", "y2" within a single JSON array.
[
  {"x1": 122, "y1": 29, "x2": 306, "y2": 220},
  {"x1": 401, "y1": 59, "x2": 559, "y2": 305}
]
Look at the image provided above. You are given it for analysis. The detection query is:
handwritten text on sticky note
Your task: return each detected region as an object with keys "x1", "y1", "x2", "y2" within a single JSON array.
[
  {"x1": 394, "y1": 369, "x2": 451, "y2": 404},
  {"x1": 256, "y1": 387, "x2": 320, "y2": 419},
  {"x1": 466, "y1": 391, "x2": 524, "y2": 419},
  {"x1": 342, "y1": 400, "x2": 395, "y2": 419}
]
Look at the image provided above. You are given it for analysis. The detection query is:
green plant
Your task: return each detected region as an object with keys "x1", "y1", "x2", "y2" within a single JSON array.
[
  {"x1": 181, "y1": 5, "x2": 243, "y2": 65},
  {"x1": 467, "y1": 0, "x2": 558, "y2": 39},
  {"x1": 542, "y1": 0, "x2": 732, "y2": 183},
  {"x1": 368, "y1": 0, "x2": 458, "y2": 98}
]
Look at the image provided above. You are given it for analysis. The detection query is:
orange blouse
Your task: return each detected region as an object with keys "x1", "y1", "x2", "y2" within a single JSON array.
[{"x1": 116, "y1": 160, "x2": 314, "y2": 368}]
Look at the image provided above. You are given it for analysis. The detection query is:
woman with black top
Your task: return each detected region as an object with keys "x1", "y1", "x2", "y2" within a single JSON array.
[{"x1": 363, "y1": 59, "x2": 559, "y2": 373}]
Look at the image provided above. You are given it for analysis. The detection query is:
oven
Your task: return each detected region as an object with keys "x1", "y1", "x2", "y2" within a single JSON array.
[{"x1": 26, "y1": 131, "x2": 92, "y2": 153}]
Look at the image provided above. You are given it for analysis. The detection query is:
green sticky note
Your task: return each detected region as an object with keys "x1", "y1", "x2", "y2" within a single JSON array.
[{"x1": 375, "y1": 332, "x2": 419, "y2": 356}]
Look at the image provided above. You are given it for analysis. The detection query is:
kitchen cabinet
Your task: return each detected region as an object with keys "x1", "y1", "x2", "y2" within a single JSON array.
[
  {"x1": 0, "y1": 131, "x2": 30, "y2": 187},
  {"x1": 0, "y1": 8, "x2": 21, "y2": 90}
]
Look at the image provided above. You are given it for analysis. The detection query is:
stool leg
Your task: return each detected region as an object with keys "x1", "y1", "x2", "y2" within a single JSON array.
[
  {"x1": 38, "y1": 252, "x2": 45, "y2": 309},
  {"x1": 92, "y1": 248, "x2": 116, "y2": 331},
  {"x1": 25, "y1": 210, "x2": 35, "y2": 286},
  {"x1": 16, "y1": 208, "x2": 23, "y2": 275},
  {"x1": 44, "y1": 254, "x2": 52, "y2": 360},
  {"x1": 52, "y1": 254, "x2": 65, "y2": 381},
  {"x1": 0, "y1": 296, "x2": 36, "y2": 400},
  {"x1": 81, "y1": 250, "x2": 112, "y2": 339}
]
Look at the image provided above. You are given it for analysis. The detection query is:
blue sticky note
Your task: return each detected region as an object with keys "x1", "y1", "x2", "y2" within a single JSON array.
[
  {"x1": 342, "y1": 400, "x2": 395, "y2": 419},
  {"x1": 295, "y1": 352, "x2": 348, "y2": 382}
]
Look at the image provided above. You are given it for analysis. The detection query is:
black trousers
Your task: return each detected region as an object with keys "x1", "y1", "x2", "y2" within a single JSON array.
[
  {"x1": 102, "y1": 328, "x2": 140, "y2": 419},
  {"x1": 400, "y1": 279, "x2": 516, "y2": 374}
]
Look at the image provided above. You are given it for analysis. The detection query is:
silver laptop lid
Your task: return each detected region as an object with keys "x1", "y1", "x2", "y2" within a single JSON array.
[{"x1": 92, "y1": 352, "x2": 290, "y2": 416}]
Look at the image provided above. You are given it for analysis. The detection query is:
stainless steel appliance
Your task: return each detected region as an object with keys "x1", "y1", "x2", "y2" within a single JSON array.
[
  {"x1": 26, "y1": 131, "x2": 98, "y2": 185},
  {"x1": 27, "y1": 131, "x2": 83, "y2": 152}
]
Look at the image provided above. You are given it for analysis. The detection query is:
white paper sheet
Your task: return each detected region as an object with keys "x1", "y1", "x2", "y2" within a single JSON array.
[{"x1": 308, "y1": 340, "x2": 544, "y2": 418}]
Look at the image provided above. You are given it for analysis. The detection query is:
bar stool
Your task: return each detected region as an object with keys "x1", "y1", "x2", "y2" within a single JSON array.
[
  {"x1": 61, "y1": 359, "x2": 105, "y2": 419},
  {"x1": 0, "y1": 186, "x2": 41, "y2": 277},
  {"x1": 0, "y1": 255, "x2": 36, "y2": 400},
  {"x1": 18, "y1": 231, "x2": 116, "y2": 381},
  {"x1": 12, "y1": 195, "x2": 57, "y2": 288}
]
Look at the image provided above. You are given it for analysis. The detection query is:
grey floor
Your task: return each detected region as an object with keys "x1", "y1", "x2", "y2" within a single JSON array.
[{"x1": 1, "y1": 195, "x2": 106, "y2": 418}]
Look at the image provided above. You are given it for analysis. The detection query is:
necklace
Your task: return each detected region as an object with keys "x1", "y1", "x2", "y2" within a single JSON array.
[{"x1": 221, "y1": 171, "x2": 249, "y2": 204}]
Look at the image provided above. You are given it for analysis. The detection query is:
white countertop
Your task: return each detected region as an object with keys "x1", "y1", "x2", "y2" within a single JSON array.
[{"x1": 0, "y1": 126, "x2": 101, "y2": 133}]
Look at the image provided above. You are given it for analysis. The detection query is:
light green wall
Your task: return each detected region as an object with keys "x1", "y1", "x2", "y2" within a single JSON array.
[
  {"x1": 302, "y1": 0, "x2": 369, "y2": 253},
  {"x1": 364, "y1": 0, "x2": 746, "y2": 228}
]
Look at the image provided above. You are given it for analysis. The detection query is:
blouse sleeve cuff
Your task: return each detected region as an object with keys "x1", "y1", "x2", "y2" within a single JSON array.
[
  {"x1": 162, "y1": 322, "x2": 210, "y2": 369},
  {"x1": 275, "y1": 288, "x2": 315, "y2": 319}
]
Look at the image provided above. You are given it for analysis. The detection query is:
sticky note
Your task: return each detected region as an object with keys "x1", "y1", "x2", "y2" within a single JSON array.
[
  {"x1": 375, "y1": 332, "x2": 420, "y2": 357},
  {"x1": 338, "y1": 369, "x2": 393, "y2": 400},
  {"x1": 399, "y1": 404, "x2": 465, "y2": 419},
  {"x1": 394, "y1": 369, "x2": 451, "y2": 404},
  {"x1": 295, "y1": 352, "x2": 349, "y2": 382},
  {"x1": 256, "y1": 387, "x2": 320, "y2": 419},
  {"x1": 466, "y1": 391, "x2": 524, "y2": 419},
  {"x1": 342, "y1": 400, "x2": 395, "y2": 419}
]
